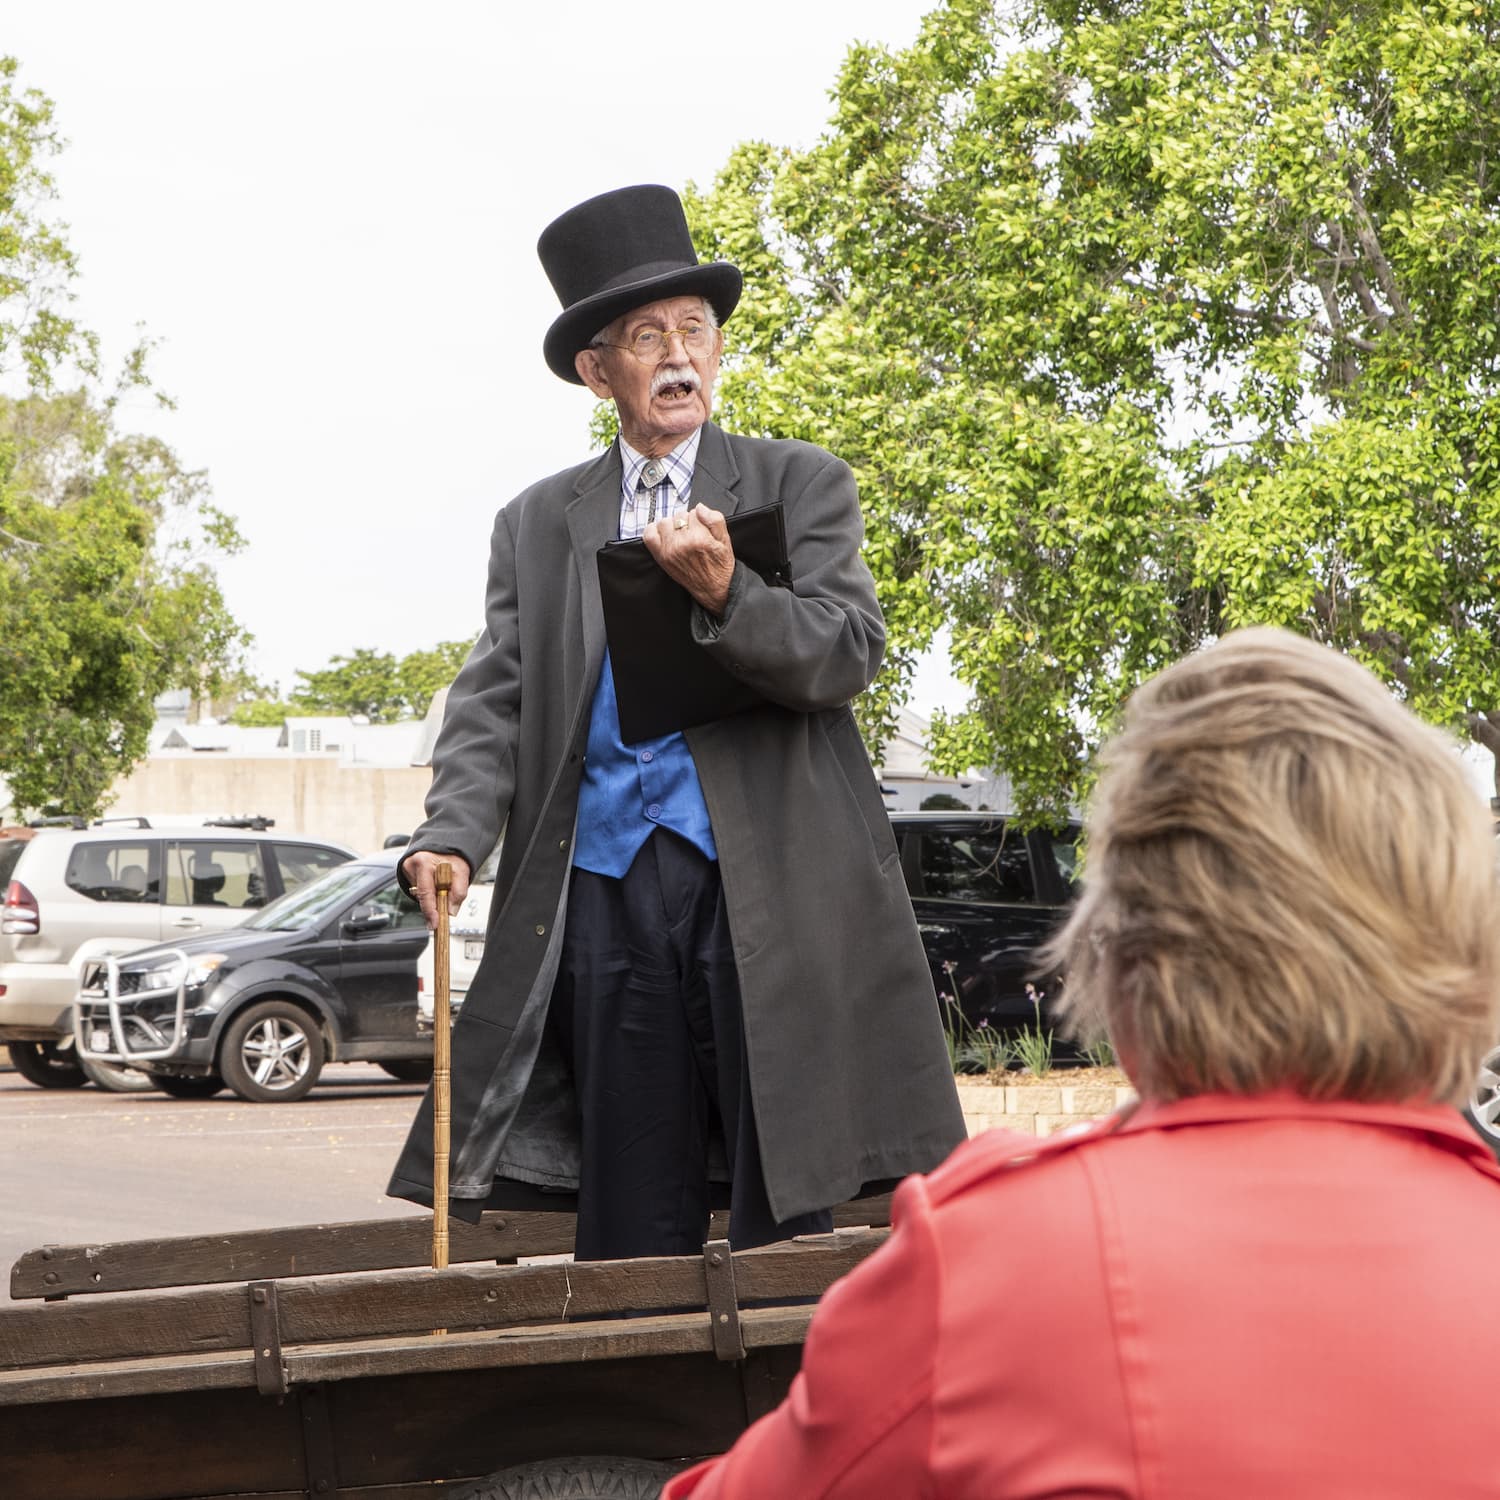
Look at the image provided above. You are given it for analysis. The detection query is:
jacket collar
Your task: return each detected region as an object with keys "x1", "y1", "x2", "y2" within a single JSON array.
[{"x1": 1112, "y1": 1089, "x2": 1500, "y2": 1179}]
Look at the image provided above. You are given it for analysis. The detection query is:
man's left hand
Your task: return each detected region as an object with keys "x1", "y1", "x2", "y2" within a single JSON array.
[{"x1": 643, "y1": 503, "x2": 735, "y2": 616}]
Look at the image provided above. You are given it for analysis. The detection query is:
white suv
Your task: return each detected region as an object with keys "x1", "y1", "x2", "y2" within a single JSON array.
[
  {"x1": 0, "y1": 820, "x2": 354, "y2": 1090},
  {"x1": 414, "y1": 843, "x2": 500, "y2": 1031}
]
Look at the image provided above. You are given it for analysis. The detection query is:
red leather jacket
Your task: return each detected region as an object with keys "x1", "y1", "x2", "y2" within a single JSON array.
[{"x1": 667, "y1": 1092, "x2": 1500, "y2": 1498}]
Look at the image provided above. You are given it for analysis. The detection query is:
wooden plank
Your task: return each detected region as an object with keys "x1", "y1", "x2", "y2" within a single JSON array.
[
  {"x1": 0, "y1": 1346, "x2": 255, "y2": 1406},
  {"x1": 322, "y1": 1354, "x2": 765, "y2": 1493},
  {"x1": 0, "y1": 1383, "x2": 309, "y2": 1500},
  {"x1": 0, "y1": 1306, "x2": 816, "y2": 1406},
  {"x1": 6, "y1": 1212, "x2": 570, "y2": 1299},
  {"x1": 0, "y1": 1234, "x2": 884, "y2": 1403},
  {"x1": 0, "y1": 1347, "x2": 801, "y2": 1498},
  {"x1": 283, "y1": 1305, "x2": 813, "y2": 1386},
  {"x1": 0, "y1": 1280, "x2": 251, "y2": 1370},
  {"x1": 0, "y1": 1229, "x2": 885, "y2": 1377},
  {"x1": 8, "y1": 1195, "x2": 893, "y2": 1299}
]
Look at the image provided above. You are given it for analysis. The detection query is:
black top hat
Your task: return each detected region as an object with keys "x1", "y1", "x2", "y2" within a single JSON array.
[{"x1": 538, "y1": 184, "x2": 742, "y2": 385}]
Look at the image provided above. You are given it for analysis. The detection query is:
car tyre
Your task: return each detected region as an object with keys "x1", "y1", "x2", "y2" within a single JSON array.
[
  {"x1": 1466, "y1": 1042, "x2": 1500, "y2": 1159},
  {"x1": 147, "y1": 1072, "x2": 226, "y2": 1100},
  {"x1": 79, "y1": 1054, "x2": 157, "y2": 1093},
  {"x1": 6, "y1": 1039, "x2": 88, "y2": 1089},
  {"x1": 219, "y1": 1000, "x2": 325, "y2": 1104},
  {"x1": 446, "y1": 1457, "x2": 680, "y2": 1500},
  {"x1": 378, "y1": 1058, "x2": 433, "y2": 1083}
]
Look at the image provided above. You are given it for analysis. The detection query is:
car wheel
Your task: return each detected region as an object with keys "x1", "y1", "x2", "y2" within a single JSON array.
[
  {"x1": 1466, "y1": 1043, "x2": 1500, "y2": 1156},
  {"x1": 6, "y1": 1039, "x2": 89, "y2": 1089},
  {"x1": 147, "y1": 1072, "x2": 226, "y2": 1100},
  {"x1": 378, "y1": 1058, "x2": 433, "y2": 1083},
  {"x1": 79, "y1": 1054, "x2": 157, "y2": 1093},
  {"x1": 446, "y1": 1458, "x2": 680, "y2": 1500},
  {"x1": 219, "y1": 1000, "x2": 325, "y2": 1103}
]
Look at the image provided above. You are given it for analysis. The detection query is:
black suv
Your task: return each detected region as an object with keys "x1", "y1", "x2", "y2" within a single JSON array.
[
  {"x1": 890, "y1": 810, "x2": 1079, "y2": 1042},
  {"x1": 74, "y1": 848, "x2": 433, "y2": 1102}
]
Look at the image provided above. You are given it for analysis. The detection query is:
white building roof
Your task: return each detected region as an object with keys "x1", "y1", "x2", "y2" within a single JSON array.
[{"x1": 148, "y1": 714, "x2": 427, "y2": 768}]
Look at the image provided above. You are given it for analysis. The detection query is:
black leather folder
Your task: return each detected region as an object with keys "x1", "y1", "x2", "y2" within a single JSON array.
[{"x1": 597, "y1": 501, "x2": 792, "y2": 744}]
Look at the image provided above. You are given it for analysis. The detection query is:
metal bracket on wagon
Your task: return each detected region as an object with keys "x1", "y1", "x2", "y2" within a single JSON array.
[
  {"x1": 249, "y1": 1279, "x2": 289, "y2": 1396},
  {"x1": 702, "y1": 1238, "x2": 745, "y2": 1361}
]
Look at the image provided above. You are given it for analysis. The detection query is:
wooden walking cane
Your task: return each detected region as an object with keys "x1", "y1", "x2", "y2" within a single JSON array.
[{"x1": 432, "y1": 862, "x2": 453, "y2": 1301}]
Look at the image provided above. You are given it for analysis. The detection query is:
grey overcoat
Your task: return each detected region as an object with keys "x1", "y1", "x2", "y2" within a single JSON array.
[{"x1": 388, "y1": 422, "x2": 965, "y2": 1224}]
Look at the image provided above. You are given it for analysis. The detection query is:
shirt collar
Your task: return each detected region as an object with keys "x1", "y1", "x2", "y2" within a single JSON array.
[{"x1": 618, "y1": 428, "x2": 702, "y2": 496}]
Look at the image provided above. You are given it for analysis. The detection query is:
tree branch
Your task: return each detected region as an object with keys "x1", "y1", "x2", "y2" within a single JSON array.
[
  {"x1": 1467, "y1": 711, "x2": 1500, "y2": 800},
  {"x1": 1347, "y1": 181, "x2": 1411, "y2": 323}
]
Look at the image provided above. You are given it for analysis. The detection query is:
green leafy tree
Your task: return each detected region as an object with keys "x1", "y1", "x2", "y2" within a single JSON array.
[
  {"x1": 690, "y1": 0, "x2": 1500, "y2": 814},
  {"x1": 0, "y1": 57, "x2": 97, "y2": 389},
  {"x1": 399, "y1": 639, "x2": 473, "y2": 719},
  {"x1": 286, "y1": 640, "x2": 472, "y2": 723},
  {"x1": 291, "y1": 648, "x2": 404, "y2": 723},
  {"x1": 228, "y1": 696, "x2": 295, "y2": 728},
  {"x1": 0, "y1": 392, "x2": 248, "y2": 817},
  {"x1": 0, "y1": 60, "x2": 248, "y2": 818}
]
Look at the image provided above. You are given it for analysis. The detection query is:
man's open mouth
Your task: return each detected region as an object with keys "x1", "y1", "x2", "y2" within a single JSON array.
[{"x1": 656, "y1": 380, "x2": 696, "y2": 402}]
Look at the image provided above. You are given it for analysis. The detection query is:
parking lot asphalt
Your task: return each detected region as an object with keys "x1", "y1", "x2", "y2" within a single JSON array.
[{"x1": 0, "y1": 1062, "x2": 428, "y2": 1284}]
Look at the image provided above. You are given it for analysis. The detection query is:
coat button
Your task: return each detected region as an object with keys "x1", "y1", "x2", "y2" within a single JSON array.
[
  {"x1": 647, "y1": 803, "x2": 661, "y2": 819},
  {"x1": 558, "y1": 838, "x2": 568, "y2": 851},
  {"x1": 534, "y1": 924, "x2": 546, "y2": 936}
]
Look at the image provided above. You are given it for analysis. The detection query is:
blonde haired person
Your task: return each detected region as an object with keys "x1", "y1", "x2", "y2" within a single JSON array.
[{"x1": 666, "y1": 627, "x2": 1500, "y2": 1500}]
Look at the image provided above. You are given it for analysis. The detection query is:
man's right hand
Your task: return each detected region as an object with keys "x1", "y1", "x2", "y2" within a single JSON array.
[{"x1": 402, "y1": 850, "x2": 472, "y2": 931}]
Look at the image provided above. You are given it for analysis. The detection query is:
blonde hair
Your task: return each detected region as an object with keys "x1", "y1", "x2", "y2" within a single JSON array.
[{"x1": 1048, "y1": 627, "x2": 1500, "y2": 1106}]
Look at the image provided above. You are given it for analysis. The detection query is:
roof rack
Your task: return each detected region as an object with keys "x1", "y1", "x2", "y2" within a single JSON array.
[
  {"x1": 29, "y1": 815, "x2": 88, "y2": 830},
  {"x1": 202, "y1": 815, "x2": 276, "y2": 831}
]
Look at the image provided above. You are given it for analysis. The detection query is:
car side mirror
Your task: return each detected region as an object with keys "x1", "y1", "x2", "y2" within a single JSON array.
[{"x1": 343, "y1": 905, "x2": 394, "y2": 936}]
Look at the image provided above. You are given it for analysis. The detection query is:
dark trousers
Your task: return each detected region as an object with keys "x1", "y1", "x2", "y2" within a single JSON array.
[{"x1": 549, "y1": 829, "x2": 833, "y2": 1261}]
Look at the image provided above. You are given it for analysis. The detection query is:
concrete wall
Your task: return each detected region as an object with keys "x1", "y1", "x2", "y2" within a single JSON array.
[
  {"x1": 107, "y1": 757, "x2": 432, "y2": 854},
  {"x1": 105, "y1": 735, "x2": 956, "y2": 853}
]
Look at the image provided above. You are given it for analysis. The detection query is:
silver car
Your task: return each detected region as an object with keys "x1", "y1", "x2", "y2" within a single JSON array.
[{"x1": 0, "y1": 820, "x2": 354, "y2": 1090}]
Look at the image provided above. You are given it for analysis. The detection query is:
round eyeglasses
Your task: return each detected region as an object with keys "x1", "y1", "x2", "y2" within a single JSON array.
[{"x1": 594, "y1": 322, "x2": 717, "y2": 365}]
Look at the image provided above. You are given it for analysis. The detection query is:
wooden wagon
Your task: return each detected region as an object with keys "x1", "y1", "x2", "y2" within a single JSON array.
[{"x1": 0, "y1": 1197, "x2": 891, "y2": 1500}]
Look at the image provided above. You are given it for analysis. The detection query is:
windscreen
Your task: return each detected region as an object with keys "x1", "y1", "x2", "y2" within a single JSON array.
[{"x1": 240, "y1": 862, "x2": 375, "y2": 931}]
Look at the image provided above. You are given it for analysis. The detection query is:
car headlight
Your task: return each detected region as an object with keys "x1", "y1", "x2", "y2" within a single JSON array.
[
  {"x1": 126, "y1": 954, "x2": 230, "y2": 993},
  {"x1": 182, "y1": 954, "x2": 229, "y2": 989}
]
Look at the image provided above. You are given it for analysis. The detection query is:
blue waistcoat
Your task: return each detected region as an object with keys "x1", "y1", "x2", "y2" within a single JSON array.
[{"x1": 572, "y1": 653, "x2": 717, "y2": 879}]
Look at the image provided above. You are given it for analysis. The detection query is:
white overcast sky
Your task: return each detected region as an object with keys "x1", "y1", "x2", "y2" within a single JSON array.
[{"x1": 4, "y1": 0, "x2": 963, "y2": 713}]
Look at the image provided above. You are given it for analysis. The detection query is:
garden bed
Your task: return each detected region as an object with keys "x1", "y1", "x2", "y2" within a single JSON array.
[{"x1": 956, "y1": 1066, "x2": 1135, "y2": 1138}]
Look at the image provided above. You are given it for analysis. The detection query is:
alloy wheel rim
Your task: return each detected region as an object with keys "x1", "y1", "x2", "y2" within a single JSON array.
[
  {"x1": 242, "y1": 1018, "x2": 310, "y2": 1090},
  {"x1": 1470, "y1": 1047, "x2": 1500, "y2": 1143}
]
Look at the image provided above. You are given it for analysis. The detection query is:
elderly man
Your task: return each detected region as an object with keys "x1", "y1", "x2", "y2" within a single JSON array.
[{"x1": 390, "y1": 184, "x2": 964, "y2": 1259}]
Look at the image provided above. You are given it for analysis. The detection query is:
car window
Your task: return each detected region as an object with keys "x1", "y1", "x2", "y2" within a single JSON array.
[
  {"x1": 164, "y1": 841, "x2": 268, "y2": 910},
  {"x1": 1042, "y1": 826, "x2": 1081, "y2": 892},
  {"x1": 912, "y1": 825, "x2": 1037, "y2": 904},
  {"x1": 474, "y1": 842, "x2": 503, "y2": 884},
  {"x1": 243, "y1": 863, "x2": 372, "y2": 931},
  {"x1": 63, "y1": 842, "x2": 160, "y2": 904},
  {"x1": 273, "y1": 842, "x2": 349, "y2": 892},
  {"x1": 361, "y1": 877, "x2": 428, "y2": 931},
  {"x1": 0, "y1": 839, "x2": 29, "y2": 888}
]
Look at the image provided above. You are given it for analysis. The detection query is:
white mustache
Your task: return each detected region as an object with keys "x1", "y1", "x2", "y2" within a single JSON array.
[{"x1": 651, "y1": 364, "x2": 701, "y2": 397}]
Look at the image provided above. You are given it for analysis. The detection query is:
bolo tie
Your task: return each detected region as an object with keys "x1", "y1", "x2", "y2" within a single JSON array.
[{"x1": 639, "y1": 457, "x2": 668, "y2": 524}]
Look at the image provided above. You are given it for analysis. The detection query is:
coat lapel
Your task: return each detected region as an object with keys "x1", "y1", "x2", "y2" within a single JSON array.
[
  {"x1": 690, "y1": 422, "x2": 743, "y2": 517},
  {"x1": 564, "y1": 425, "x2": 739, "y2": 687},
  {"x1": 564, "y1": 444, "x2": 625, "y2": 683}
]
